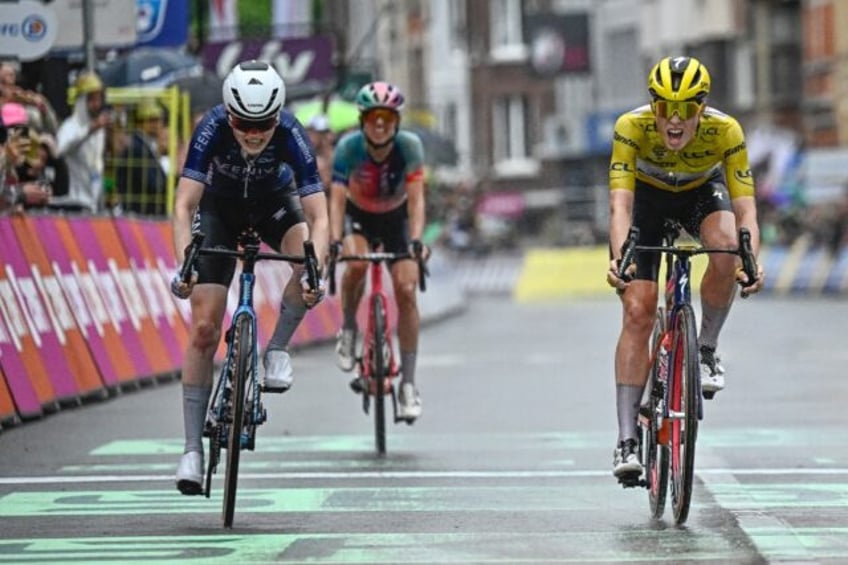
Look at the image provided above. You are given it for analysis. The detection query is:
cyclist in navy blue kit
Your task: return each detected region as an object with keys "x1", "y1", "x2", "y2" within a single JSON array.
[{"x1": 170, "y1": 60, "x2": 328, "y2": 495}]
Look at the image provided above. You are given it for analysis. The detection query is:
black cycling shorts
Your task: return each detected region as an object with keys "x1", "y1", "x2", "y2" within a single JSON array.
[
  {"x1": 630, "y1": 170, "x2": 732, "y2": 282},
  {"x1": 344, "y1": 200, "x2": 410, "y2": 255},
  {"x1": 192, "y1": 184, "x2": 306, "y2": 286}
]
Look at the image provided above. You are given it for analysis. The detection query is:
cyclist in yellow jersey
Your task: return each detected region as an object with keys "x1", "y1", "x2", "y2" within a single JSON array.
[{"x1": 606, "y1": 56, "x2": 765, "y2": 479}]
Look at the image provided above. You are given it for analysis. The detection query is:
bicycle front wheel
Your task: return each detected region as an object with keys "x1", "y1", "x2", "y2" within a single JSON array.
[
  {"x1": 646, "y1": 309, "x2": 668, "y2": 520},
  {"x1": 223, "y1": 314, "x2": 252, "y2": 528},
  {"x1": 370, "y1": 294, "x2": 388, "y2": 455},
  {"x1": 668, "y1": 304, "x2": 699, "y2": 525}
]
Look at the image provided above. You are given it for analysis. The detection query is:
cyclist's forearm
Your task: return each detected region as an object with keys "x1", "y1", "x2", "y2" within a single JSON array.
[
  {"x1": 608, "y1": 189, "x2": 634, "y2": 259},
  {"x1": 732, "y1": 196, "x2": 761, "y2": 256},
  {"x1": 172, "y1": 179, "x2": 203, "y2": 263},
  {"x1": 328, "y1": 182, "x2": 347, "y2": 242},
  {"x1": 302, "y1": 192, "x2": 329, "y2": 268},
  {"x1": 406, "y1": 181, "x2": 426, "y2": 241}
]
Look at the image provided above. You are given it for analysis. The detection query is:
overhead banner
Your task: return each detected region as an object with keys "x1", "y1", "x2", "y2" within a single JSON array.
[
  {"x1": 137, "y1": 0, "x2": 188, "y2": 47},
  {"x1": 202, "y1": 35, "x2": 335, "y2": 90},
  {"x1": 50, "y1": 0, "x2": 137, "y2": 51},
  {"x1": 208, "y1": 0, "x2": 238, "y2": 42},
  {"x1": 0, "y1": 0, "x2": 57, "y2": 61}
]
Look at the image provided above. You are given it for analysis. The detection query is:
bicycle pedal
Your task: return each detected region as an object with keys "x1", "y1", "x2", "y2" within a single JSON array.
[
  {"x1": 617, "y1": 471, "x2": 645, "y2": 489},
  {"x1": 349, "y1": 376, "x2": 366, "y2": 394}
]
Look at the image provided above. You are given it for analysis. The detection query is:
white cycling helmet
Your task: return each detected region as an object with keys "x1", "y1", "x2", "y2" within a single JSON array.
[{"x1": 222, "y1": 60, "x2": 285, "y2": 121}]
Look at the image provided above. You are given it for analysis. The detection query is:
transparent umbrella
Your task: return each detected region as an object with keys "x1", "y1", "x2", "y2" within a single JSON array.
[{"x1": 100, "y1": 47, "x2": 203, "y2": 88}]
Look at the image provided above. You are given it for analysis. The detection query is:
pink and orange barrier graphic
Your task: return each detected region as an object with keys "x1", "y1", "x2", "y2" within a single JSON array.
[{"x1": 0, "y1": 215, "x2": 343, "y2": 427}]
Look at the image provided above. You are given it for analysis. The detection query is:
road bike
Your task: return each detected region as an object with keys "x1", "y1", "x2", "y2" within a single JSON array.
[
  {"x1": 179, "y1": 228, "x2": 320, "y2": 528},
  {"x1": 617, "y1": 220, "x2": 758, "y2": 524},
  {"x1": 326, "y1": 239, "x2": 427, "y2": 455}
]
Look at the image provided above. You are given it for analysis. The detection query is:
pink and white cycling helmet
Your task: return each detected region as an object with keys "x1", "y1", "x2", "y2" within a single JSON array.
[{"x1": 355, "y1": 81, "x2": 405, "y2": 113}]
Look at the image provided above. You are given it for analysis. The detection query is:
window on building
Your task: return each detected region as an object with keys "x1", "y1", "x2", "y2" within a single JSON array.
[
  {"x1": 443, "y1": 102, "x2": 457, "y2": 142},
  {"x1": 492, "y1": 95, "x2": 528, "y2": 163},
  {"x1": 490, "y1": 0, "x2": 526, "y2": 60},
  {"x1": 449, "y1": 0, "x2": 466, "y2": 50}
]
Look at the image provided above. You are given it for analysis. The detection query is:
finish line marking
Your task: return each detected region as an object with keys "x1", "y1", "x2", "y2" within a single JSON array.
[{"x1": 2, "y1": 467, "x2": 848, "y2": 485}]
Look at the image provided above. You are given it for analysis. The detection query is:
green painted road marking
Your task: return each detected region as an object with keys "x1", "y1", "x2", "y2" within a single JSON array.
[
  {"x1": 0, "y1": 531, "x2": 771, "y2": 564},
  {"x1": 709, "y1": 482, "x2": 848, "y2": 509},
  {"x1": 89, "y1": 434, "x2": 601, "y2": 456},
  {"x1": 4, "y1": 482, "x2": 848, "y2": 517},
  {"x1": 89, "y1": 428, "x2": 848, "y2": 456},
  {"x1": 0, "y1": 485, "x2": 624, "y2": 516}
]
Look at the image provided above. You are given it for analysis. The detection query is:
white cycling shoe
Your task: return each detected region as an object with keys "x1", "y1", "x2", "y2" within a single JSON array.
[
  {"x1": 397, "y1": 383, "x2": 422, "y2": 422},
  {"x1": 175, "y1": 451, "x2": 204, "y2": 495},
  {"x1": 263, "y1": 349, "x2": 293, "y2": 393}
]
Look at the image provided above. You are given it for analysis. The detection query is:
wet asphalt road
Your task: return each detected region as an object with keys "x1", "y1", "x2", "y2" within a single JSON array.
[{"x1": 0, "y1": 294, "x2": 846, "y2": 564}]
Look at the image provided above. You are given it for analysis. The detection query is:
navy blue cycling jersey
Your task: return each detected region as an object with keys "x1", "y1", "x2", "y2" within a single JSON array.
[{"x1": 181, "y1": 104, "x2": 323, "y2": 199}]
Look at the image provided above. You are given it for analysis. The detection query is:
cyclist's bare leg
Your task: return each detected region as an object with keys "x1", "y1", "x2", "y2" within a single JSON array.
[
  {"x1": 339, "y1": 233, "x2": 369, "y2": 330},
  {"x1": 615, "y1": 281, "x2": 657, "y2": 441},
  {"x1": 181, "y1": 284, "x2": 227, "y2": 458},
  {"x1": 183, "y1": 284, "x2": 229, "y2": 387},
  {"x1": 267, "y1": 223, "x2": 311, "y2": 351},
  {"x1": 698, "y1": 210, "x2": 737, "y2": 348},
  {"x1": 391, "y1": 259, "x2": 420, "y2": 385}
]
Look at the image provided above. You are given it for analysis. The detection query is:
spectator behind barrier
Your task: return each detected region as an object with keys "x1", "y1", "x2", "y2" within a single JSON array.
[
  {"x1": 306, "y1": 114, "x2": 334, "y2": 195},
  {"x1": 1, "y1": 102, "x2": 50, "y2": 211},
  {"x1": 0, "y1": 61, "x2": 59, "y2": 134},
  {"x1": 53, "y1": 71, "x2": 110, "y2": 213},
  {"x1": 114, "y1": 98, "x2": 167, "y2": 216}
]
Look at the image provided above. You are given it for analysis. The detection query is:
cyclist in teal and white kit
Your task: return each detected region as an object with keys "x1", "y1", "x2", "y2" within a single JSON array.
[
  {"x1": 170, "y1": 61, "x2": 328, "y2": 495},
  {"x1": 328, "y1": 81, "x2": 428, "y2": 422}
]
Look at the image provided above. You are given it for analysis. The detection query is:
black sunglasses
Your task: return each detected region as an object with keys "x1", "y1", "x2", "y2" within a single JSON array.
[
  {"x1": 229, "y1": 115, "x2": 277, "y2": 133},
  {"x1": 9, "y1": 126, "x2": 29, "y2": 138}
]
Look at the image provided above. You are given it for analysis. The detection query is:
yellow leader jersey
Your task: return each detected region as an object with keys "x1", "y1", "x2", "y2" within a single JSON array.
[{"x1": 609, "y1": 104, "x2": 755, "y2": 199}]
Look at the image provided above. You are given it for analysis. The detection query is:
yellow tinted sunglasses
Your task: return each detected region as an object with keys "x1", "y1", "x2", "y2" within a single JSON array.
[{"x1": 651, "y1": 99, "x2": 703, "y2": 120}]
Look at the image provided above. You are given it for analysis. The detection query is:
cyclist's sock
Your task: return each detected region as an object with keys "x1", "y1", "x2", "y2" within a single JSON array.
[
  {"x1": 616, "y1": 384, "x2": 643, "y2": 443},
  {"x1": 698, "y1": 302, "x2": 730, "y2": 350},
  {"x1": 267, "y1": 296, "x2": 306, "y2": 350},
  {"x1": 342, "y1": 307, "x2": 358, "y2": 331},
  {"x1": 400, "y1": 350, "x2": 417, "y2": 386},
  {"x1": 183, "y1": 384, "x2": 212, "y2": 454}
]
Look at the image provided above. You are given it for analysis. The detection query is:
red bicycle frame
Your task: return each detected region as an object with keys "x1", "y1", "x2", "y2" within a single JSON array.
[{"x1": 359, "y1": 258, "x2": 399, "y2": 394}]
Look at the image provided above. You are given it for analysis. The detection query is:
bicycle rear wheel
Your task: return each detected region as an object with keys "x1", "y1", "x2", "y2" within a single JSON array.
[
  {"x1": 223, "y1": 314, "x2": 252, "y2": 528},
  {"x1": 668, "y1": 304, "x2": 699, "y2": 525},
  {"x1": 646, "y1": 309, "x2": 668, "y2": 519},
  {"x1": 370, "y1": 294, "x2": 388, "y2": 455}
]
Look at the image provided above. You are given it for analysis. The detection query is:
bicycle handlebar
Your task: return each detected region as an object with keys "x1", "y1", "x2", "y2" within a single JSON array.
[
  {"x1": 179, "y1": 232, "x2": 206, "y2": 284},
  {"x1": 616, "y1": 226, "x2": 759, "y2": 292},
  {"x1": 326, "y1": 249, "x2": 428, "y2": 295},
  {"x1": 179, "y1": 230, "x2": 321, "y2": 293}
]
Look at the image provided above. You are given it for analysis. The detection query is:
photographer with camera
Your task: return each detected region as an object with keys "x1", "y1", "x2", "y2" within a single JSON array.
[{"x1": 52, "y1": 71, "x2": 110, "y2": 213}]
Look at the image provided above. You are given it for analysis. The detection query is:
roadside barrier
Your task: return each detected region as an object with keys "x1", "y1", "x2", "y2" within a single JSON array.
[{"x1": 0, "y1": 215, "x2": 343, "y2": 429}]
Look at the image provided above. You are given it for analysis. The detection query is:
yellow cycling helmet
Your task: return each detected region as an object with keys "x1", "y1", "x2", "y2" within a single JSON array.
[
  {"x1": 648, "y1": 56, "x2": 710, "y2": 102},
  {"x1": 75, "y1": 71, "x2": 104, "y2": 95}
]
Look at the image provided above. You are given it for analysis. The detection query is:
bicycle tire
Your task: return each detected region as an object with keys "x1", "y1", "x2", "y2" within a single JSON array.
[
  {"x1": 222, "y1": 314, "x2": 252, "y2": 528},
  {"x1": 669, "y1": 304, "x2": 699, "y2": 525},
  {"x1": 646, "y1": 309, "x2": 669, "y2": 519},
  {"x1": 371, "y1": 294, "x2": 388, "y2": 455}
]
